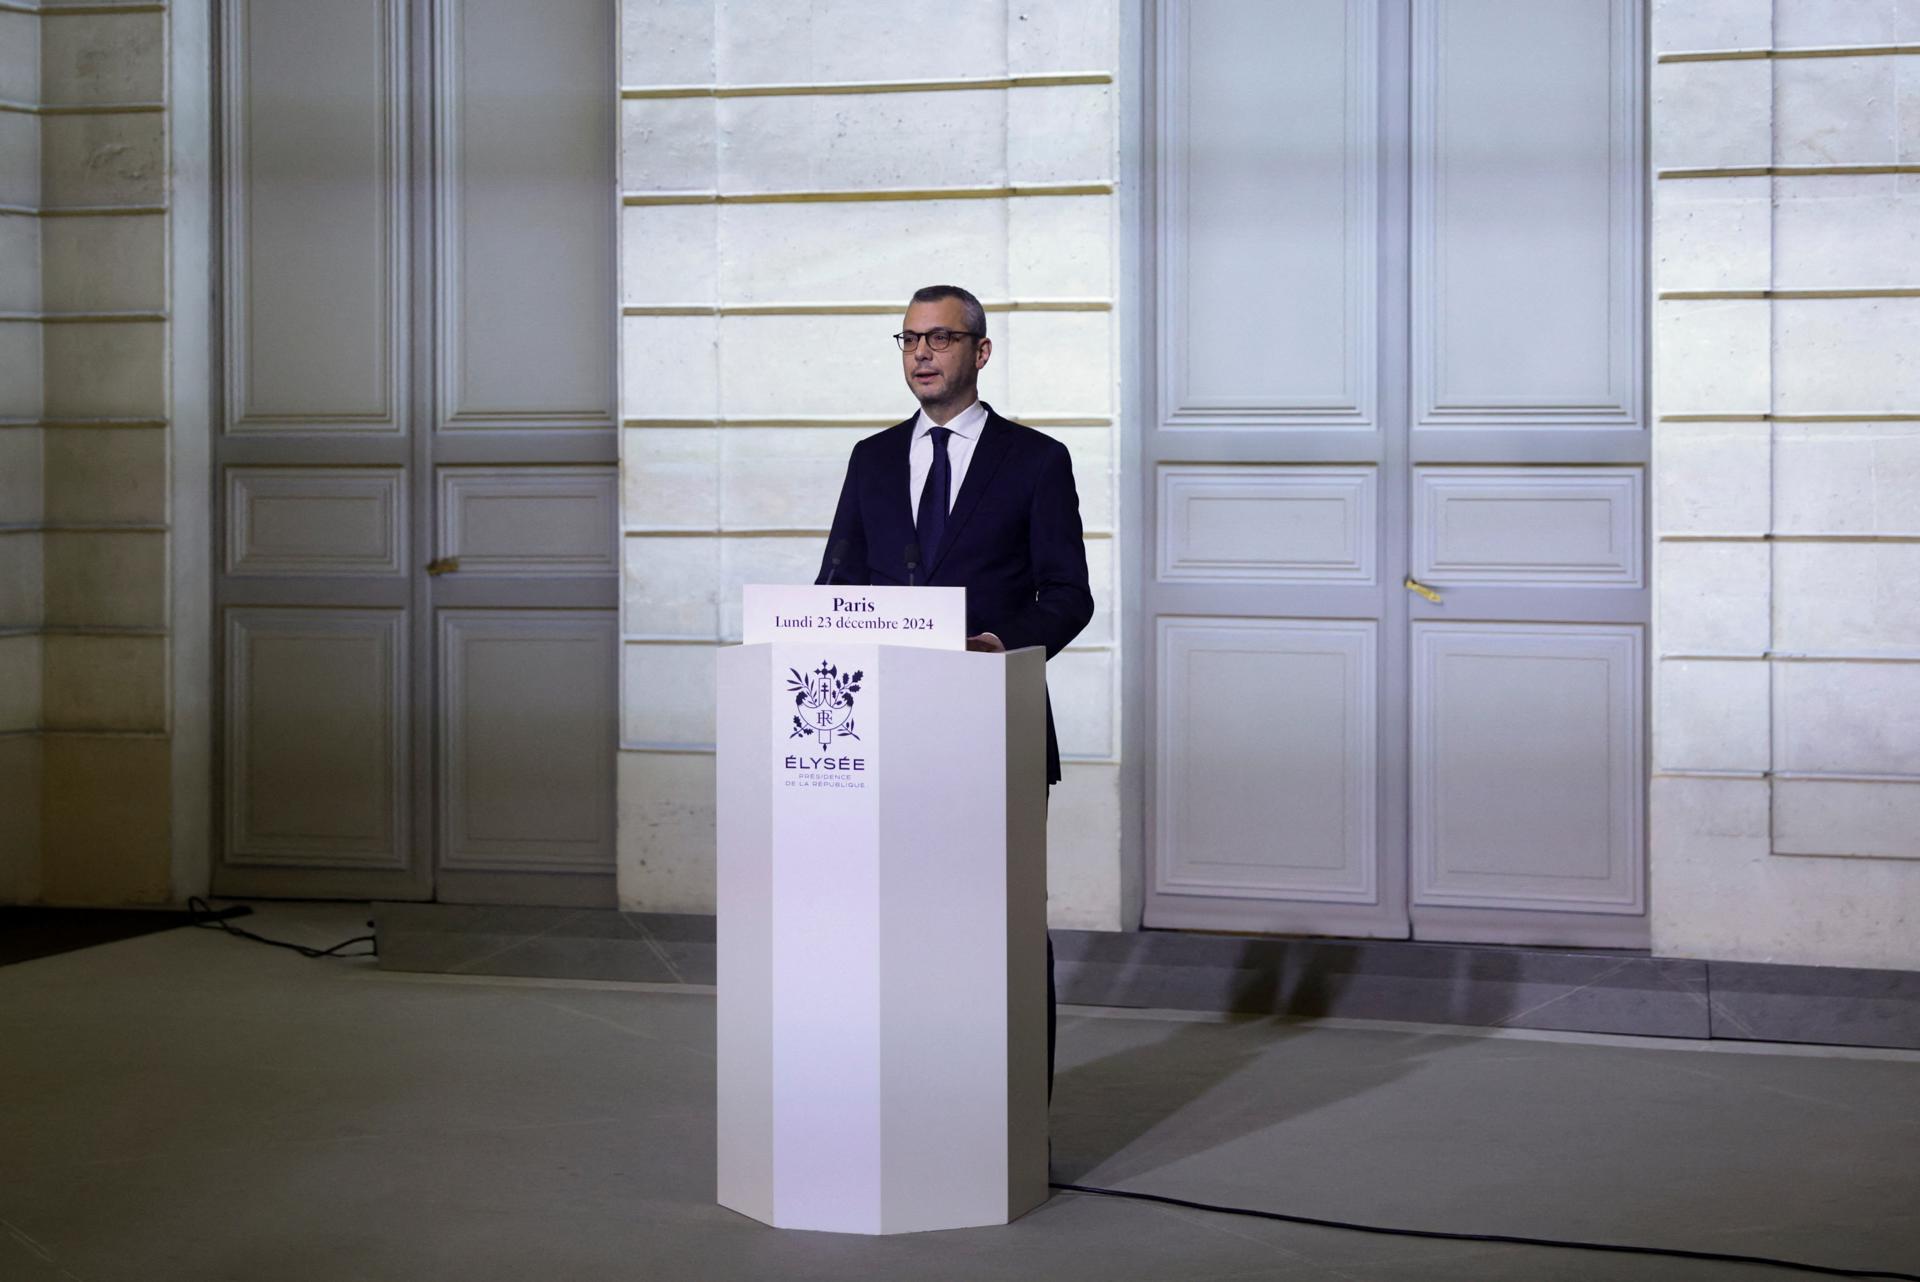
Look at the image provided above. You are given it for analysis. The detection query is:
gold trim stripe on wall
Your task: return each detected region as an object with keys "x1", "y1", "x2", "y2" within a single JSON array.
[
  {"x1": 1659, "y1": 289, "x2": 1920, "y2": 301},
  {"x1": 622, "y1": 72, "x2": 1112, "y2": 100},
  {"x1": 1660, "y1": 413, "x2": 1920, "y2": 423},
  {"x1": 621, "y1": 300, "x2": 1112, "y2": 318},
  {"x1": 622, "y1": 182, "x2": 1114, "y2": 207},
  {"x1": 1658, "y1": 44, "x2": 1920, "y2": 63},
  {"x1": 1658, "y1": 164, "x2": 1920, "y2": 179},
  {"x1": 620, "y1": 415, "x2": 1114, "y2": 428},
  {"x1": 0, "y1": 100, "x2": 166, "y2": 115}
]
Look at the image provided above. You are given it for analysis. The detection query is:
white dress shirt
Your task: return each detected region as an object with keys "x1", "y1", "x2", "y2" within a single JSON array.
[{"x1": 908, "y1": 398, "x2": 989, "y2": 522}]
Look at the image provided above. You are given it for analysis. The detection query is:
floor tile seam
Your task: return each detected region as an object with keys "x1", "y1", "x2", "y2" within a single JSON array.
[
  {"x1": 2, "y1": 1115, "x2": 671, "y2": 1175},
  {"x1": 1059, "y1": 1006, "x2": 1920, "y2": 1061},
  {"x1": 1487, "y1": 957, "x2": 1641, "y2": 1029},
  {"x1": 348, "y1": 971, "x2": 717, "y2": 997},
  {"x1": 514, "y1": 991, "x2": 719, "y2": 1061}
]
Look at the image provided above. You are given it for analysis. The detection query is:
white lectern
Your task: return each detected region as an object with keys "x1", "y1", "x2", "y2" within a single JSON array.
[{"x1": 716, "y1": 586, "x2": 1050, "y2": 1234}]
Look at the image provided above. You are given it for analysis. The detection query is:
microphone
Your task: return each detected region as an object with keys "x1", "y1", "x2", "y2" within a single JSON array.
[
  {"x1": 903, "y1": 541, "x2": 921, "y2": 588},
  {"x1": 824, "y1": 538, "x2": 849, "y2": 586}
]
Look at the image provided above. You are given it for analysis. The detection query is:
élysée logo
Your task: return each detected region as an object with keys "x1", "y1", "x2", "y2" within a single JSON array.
[{"x1": 787, "y1": 661, "x2": 863, "y2": 749}]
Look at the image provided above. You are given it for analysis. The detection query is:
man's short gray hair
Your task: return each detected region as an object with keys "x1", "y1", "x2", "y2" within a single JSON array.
[{"x1": 909, "y1": 284, "x2": 987, "y2": 340}]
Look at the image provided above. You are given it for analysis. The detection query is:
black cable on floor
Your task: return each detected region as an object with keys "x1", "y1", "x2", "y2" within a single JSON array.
[
  {"x1": 1050, "y1": 1182, "x2": 1920, "y2": 1280},
  {"x1": 186, "y1": 897, "x2": 378, "y2": 960}
]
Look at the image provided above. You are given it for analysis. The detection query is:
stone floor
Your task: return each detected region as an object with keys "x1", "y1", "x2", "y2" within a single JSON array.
[{"x1": 2, "y1": 902, "x2": 1917, "y2": 1282}]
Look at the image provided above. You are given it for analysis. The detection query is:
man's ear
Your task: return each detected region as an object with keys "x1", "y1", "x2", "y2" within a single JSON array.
[{"x1": 975, "y1": 336, "x2": 992, "y2": 371}]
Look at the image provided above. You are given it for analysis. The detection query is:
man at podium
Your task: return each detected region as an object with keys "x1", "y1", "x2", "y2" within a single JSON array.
[{"x1": 815, "y1": 283, "x2": 1096, "y2": 1091}]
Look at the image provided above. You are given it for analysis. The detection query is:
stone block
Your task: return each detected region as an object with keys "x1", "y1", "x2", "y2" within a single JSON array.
[
  {"x1": 1652, "y1": 299, "x2": 1769, "y2": 417},
  {"x1": 1774, "y1": 297, "x2": 1920, "y2": 415},
  {"x1": 619, "y1": 97, "x2": 717, "y2": 192},
  {"x1": 1775, "y1": 0, "x2": 1908, "y2": 46},
  {"x1": 1046, "y1": 424, "x2": 1112, "y2": 532},
  {"x1": 0, "y1": 11, "x2": 37, "y2": 104},
  {"x1": 1008, "y1": 193, "x2": 1111, "y2": 300},
  {"x1": 718, "y1": 535, "x2": 819, "y2": 639},
  {"x1": 1010, "y1": 0, "x2": 1116, "y2": 75},
  {"x1": 620, "y1": 314, "x2": 717, "y2": 419},
  {"x1": 1048, "y1": 644, "x2": 1113, "y2": 760},
  {"x1": 621, "y1": 0, "x2": 715, "y2": 87},
  {"x1": 621, "y1": 640, "x2": 717, "y2": 746},
  {"x1": 716, "y1": 198, "x2": 1007, "y2": 304},
  {"x1": 39, "y1": 10, "x2": 163, "y2": 105},
  {"x1": 1648, "y1": 775, "x2": 1763, "y2": 957},
  {"x1": 1774, "y1": 542, "x2": 1920, "y2": 653},
  {"x1": 1078, "y1": 535, "x2": 1114, "y2": 646},
  {"x1": 0, "y1": 732, "x2": 41, "y2": 901},
  {"x1": 1654, "y1": 539, "x2": 1770, "y2": 654},
  {"x1": 1653, "y1": 658, "x2": 1770, "y2": 772},
  {"x1": 0, "y1": 324, "x2": 41, "y2": 420},
  {"x1": 1774, "y1": 57, "x2": 1897, "y2": 167},
  {"x1": 714, "y1": 0, "x2": 1007, "y2": 86},
  {"x1": 1004, "y1": 309, "x2": 1111, "y2": 418},
  {"x1": 0, "y1": 112, "x2": 39, "y2": 208},
  {"x1": 0, "y1": 633, "x2": 40, "y2": 733},
  {"x1": 43, "y1": 426, "x2": 166, "y2": 524},
  {"x1": 1652, "y1": 176, "x2": 1769, "y2": 294},
  {"x1": 1773, "y1": 177, "x2": 1920, "y2": 290},
  {"x1": 40, "y1": 213, "x2": 164, "y2": 312},
  {"x1": 1774, "y1": 660, "x2": 1920, "y2": 774},
  {"x1": 718, "y1": 89, "x2": 1008, "y2": 195},
  {"x1": 1007, "y1": 83, "x2": 1112, "y2": 185},
  {"x1": 1775, "y1": 778, "x2": 1920, "y2": 859},
  {"x1": 718, "y1": 424, "x2": 865, "y2": 530},
  {"x1": 1774, "y1": 423, "x2": 1920, "y2": 534},
  {"x1": 1650, "y1": 59, "x2": 1769, "y2": 170},
  {"x1": 715, "y1": 312, "x2": 1009, "y2": 418},
  {"x1": 0, "y1": 426, "x2": 42, "y2": 525},
  {"x1": 1651, "y1": 0, "x2": 1771, "y2": 51},
  {"x1": 40, "y1": 732, "x2": 171, "y2": 905},
  {"x1": 43, "y1": 321, "x2": 164, "y2": 420},
  {"x1": 41, "y1": 632, "x2": 165, "y2": 732},
  {"x1": 1655, "y1": 768, "x2": 1920, "y2": 968},
  {"x1": 616, "y1": 748, "x2": 717, "y2": 914},
  {"x1": 1653, "y1": 420, "x2": 1770, "y2": 534},
  {"x1": 1045, "y1": 761, "x2": 1122, "y2": 931},
  {"x1": 620, "y1": 204, "x2": 717, "y2": 306},
  {"x1": 0, "y1": 531, "x2": 43, "y2": 628},
  {"x1": 623, "y1": 426, "x2": 720, "y2": 530},
  {"x1": 0, "y1": 215, "x2": 40, "y2": 313},
  {"x1": 41, "y1": 529, "x2": 165, "y2": 629},
  {"x1": 40, "y1": 114, "x2": 164, "y2": 207},
  {"x1": 622, "y1": 530, "x2": 721, "y2": 638}
]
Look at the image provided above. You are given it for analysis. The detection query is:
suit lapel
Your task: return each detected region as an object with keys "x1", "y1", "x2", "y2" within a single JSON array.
[
  {"x1": 927, "y1": 407, "x2": 1013, "y2": 579},
  {"x1": 876, "y1": 415, "x2": 917, "y2": 546}
]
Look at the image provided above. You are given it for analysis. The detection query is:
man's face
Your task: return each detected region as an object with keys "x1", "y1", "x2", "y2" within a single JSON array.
[{"x1": 900, "y1": 297, "x2": 990, "y2": 416}]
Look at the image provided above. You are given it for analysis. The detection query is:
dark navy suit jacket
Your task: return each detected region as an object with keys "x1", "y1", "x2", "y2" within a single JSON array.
[{"x1": 815, "y1": 404, "x2": 1094, "y2": 785}]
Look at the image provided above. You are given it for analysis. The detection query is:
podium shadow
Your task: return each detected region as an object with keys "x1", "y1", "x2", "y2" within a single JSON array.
[{"x1": 1049, "y1": 949, "x2": 1438, "y2": 1189}]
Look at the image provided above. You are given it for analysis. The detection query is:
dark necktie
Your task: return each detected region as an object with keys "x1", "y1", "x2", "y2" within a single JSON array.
[{"x1": 915, "y1": 426, "x2": 952, "y2": 569}]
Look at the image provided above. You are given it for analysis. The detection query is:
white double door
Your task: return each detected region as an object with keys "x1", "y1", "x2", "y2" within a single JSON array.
[
  {"x1": 1145, "y1": 0, "x2": 1649, "y2": 946},
  {"x1": 211, "y1": 0, "x2": 619, "y2": 905}
]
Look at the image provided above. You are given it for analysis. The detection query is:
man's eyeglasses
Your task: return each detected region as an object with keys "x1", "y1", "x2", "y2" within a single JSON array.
[{"x1": 894, "y1": 328, "x2": 981, "y2": 353}]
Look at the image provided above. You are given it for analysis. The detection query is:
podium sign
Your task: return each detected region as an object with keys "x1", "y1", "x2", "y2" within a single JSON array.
[
  {"x1": 741, "y1": 583, "x2": 966, "y2": 650},
  {"x1": 717, "y1": 586, "x2": 1049, "y2": 1235}
]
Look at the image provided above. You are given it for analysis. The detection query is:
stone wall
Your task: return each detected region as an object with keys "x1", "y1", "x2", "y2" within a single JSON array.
[
  {"x1": 1650, "y1": 0, "x2": 1920, "y2": 967},
  {"x1": 0, "y1": 0, "x2": 174, "y2": 905},
  {"x1": 614, "y1": 0, "x2": 1127, "y2": 928}
]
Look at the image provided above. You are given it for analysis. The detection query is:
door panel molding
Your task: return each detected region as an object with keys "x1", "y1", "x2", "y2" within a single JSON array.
[
  {"x1": 1411, "y1": 0, "x2": 1643, "y2": 427},
  {"x1": 1411, "y1": 622, "x2": 1645, "y2": 915},
  {"x1": 224, "y1": 607, "x2": 409, "y2": 868},
  {"x1": 221, "y1": 0, "x2": 409, "y2": 433},
  {"x1": 1157, "y1": 0, "x2": 1378, "y2": 429}
]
